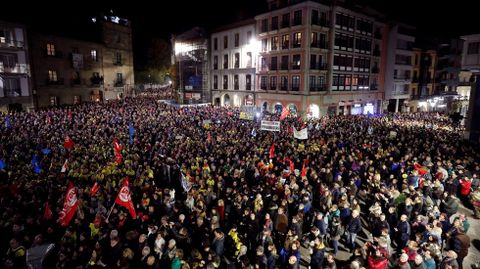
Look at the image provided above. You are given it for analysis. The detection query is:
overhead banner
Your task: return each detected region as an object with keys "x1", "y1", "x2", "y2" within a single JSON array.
[
  {"x1": 261, "y1": 120, "x2": 281, "y2": 132},
  {"x1": 294, "y1": 127, "x2": 308, "y2": 140},
  {"x1": 239, "y1": 112, "x2": 254, "y2": 121}
]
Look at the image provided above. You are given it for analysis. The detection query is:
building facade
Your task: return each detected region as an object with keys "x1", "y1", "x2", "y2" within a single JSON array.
[
  {"x1": 461, "y1": 34, "x2": 480, "y2": 141},
  {"x1": 253, "y1": 0, "x2": 387, "y2": 117},
  {"x1": 0, "y1": 21, "x2": 34, "y2": 111},
  {"x1": 30, "y1": 16, "x2": 134, "y2": 107},
  {"x1": 410, "y1": 48, "x2": 437, "y2": 112},
  {"x1": 210, "y1": 20, "x2": 257, "y2": 107},
  {"x1": 384, "y1": 24, "x2": 415, "y2": 112}
]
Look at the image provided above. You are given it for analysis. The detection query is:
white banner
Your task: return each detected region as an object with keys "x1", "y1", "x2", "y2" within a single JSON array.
[
  {"x1": 261, "y1": 120, "x2": 281, "y2": 132},
  {"x1": 294, "y1": 127, "x2": 308, "y2": 140}
]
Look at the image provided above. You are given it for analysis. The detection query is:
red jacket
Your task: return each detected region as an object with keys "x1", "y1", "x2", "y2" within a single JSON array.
[
  {"x1": 368, "y1": 255, "x2": 388, "y2": 269},
  {"x1": 460, "y1": 179, "x2": 472, "y2": 196}
]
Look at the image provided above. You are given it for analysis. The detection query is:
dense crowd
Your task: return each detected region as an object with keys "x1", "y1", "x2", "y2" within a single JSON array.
[{"x1": 0, "y1": 96, "x2": 479, "y2": 269}]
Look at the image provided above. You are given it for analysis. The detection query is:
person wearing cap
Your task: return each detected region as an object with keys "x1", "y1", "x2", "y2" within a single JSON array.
[{"x1": 395, "y1": 253, "x2": 411, "y2": 269}]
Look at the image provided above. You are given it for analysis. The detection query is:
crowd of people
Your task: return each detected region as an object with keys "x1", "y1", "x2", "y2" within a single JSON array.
[{"x1": 0, "y1": 96, "x2": 479, "y2": 269}]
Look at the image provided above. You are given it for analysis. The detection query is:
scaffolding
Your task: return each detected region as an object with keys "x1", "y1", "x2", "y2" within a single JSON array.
[{"x1": 173, "y1": 27, "x2": 210, "y2": 104}]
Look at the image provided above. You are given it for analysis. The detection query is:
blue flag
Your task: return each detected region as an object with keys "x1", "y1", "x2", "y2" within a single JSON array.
[
  {"x1": 5, "y1": 116, "x2": 11, "y2": 129},
  {"x1": 128, "y1": 122, "x2": 135, "y2": 145},
  {"x1": 251, "y1": 128, "x2": 257, "y2": 137},
  {"x1": 41, "y1": 148, "x2": 51, "y2": 155},
  {"x1": 0, "y1": 159, "x2": 6, "y2": 170},
  {"x1": 31, "y1": 154, "x2": 42, "y2": 174}
]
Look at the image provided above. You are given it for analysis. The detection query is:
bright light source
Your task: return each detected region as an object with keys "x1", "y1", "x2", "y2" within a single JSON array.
[
  {"x1": 418, "y1": 101, "x2": 427, "y2": 107},
  {"x1": 354, "y1": 104, "x2": 361, "y2": 108},
  {"x1": 256, "y1": 112, "x2": 260, "y2": 118}
]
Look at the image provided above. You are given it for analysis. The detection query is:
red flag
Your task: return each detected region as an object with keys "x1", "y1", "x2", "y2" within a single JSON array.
[
  {"x1": 301, "y1": 163, "x2": 307, "y2": 177},
  {"x1": 414, "y1": 163, "x2": 427, "y2": 176},
  {"x1": 43, "y1": 202, "x2": 53, "y2": 220},
  {"x1": 280, "y1": 107, "x2": 289, "y2": 121},
  {"x1": 113, "y1": 138, "x2": 123, "y2": 164},
  {"x1": 207, "y1": 132, "x2": 212, "y2": 143},
  {"x1": 269, "y1": 143, "x2": 275, "y2": 159},
  {"x1": 115, "y1": 178, "x2": 136, "y2": 219},
  {"x1": 90, "y1": 182, "x2": 99, "y2": 197},
  {"x1": 285, "y1": 157, "x2": 294, "y2": 172},
  {"x1": 67, "y1": 111, "x2": 73, "y2": 121},
  {"x1": 58, "y1": 183, "x2": 79, "y2": 226},
  {"x1": 64, "y1": 136, "x2": 74, "y2": 150}
]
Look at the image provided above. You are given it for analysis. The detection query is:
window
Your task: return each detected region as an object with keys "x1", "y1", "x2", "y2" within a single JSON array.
[
  {"x1": 116, "y1": 73, "x2": 123, "y2": 85},
  {"x1": 281, "y1": 76, "x2": 288, "y2": 90},
  {"x1": 335, "y1": 33, "x2": 354, "y2": 51},
  {"x1": 318, "y1": 76, "x2": 325, "y2": 88},
  {"x1": 261, "y1": 19, "x2": 268, "y2": 33},
  {"x1": 91, "y1": 49, "x2": 97, "y2": 62},
  {"x1": 50, "y1": 96, "x2": 58, "y2": 106},
  {"x1": 395, "y1": 54, "x2": 411, "y2": 65},
  {"x1": 3, "y1": 78, "x2": 20, "y2": 97},
  {"x1": 47, "y1": 43, "x2": 55, "y2": 56},
  {"x1": 261, "y1": 76, "x2": 267, "y2": 90},
  {"x1": 224, "y1": 36, "x2": 228, "y2": 49},
  {"x1": 214, "y1": 38, "x2": 218, "y2": 50},
  {"x1": 271, "y1": 56, "x2": 278, "y2": 70},
  {"x1": 234, "y1": 33, "x2": 240, "y2": 47},
  {"x1": 281, "y1": 34, "x2": 289, "y2": 49},
  {"x1": 292, "y1": 75, "x2": 300, "y2": 91},
  {"x1": 270, "y1": 76, "x2": 277, "y2": 90},
  {"x1": 271, "y1": 16, "x2": 279, "y2": 30},
  {"x1": 293, "y1": 10, "x2": 302, "y2": 25},
  {"x1": 71, "y1": 47, "x2": 79, "y2": 54},
  {"x1": 115, "y1": 52, "x2": 122, "y2": 65},
  {"x1": 234, "y1": 53, "x2": 240, "y2": 68},
  {"x1": 311, "y1": 32, "x2": 318, "y2": 47},
  {"x1": 467, "y1": 42, "x2": 480, "y2": 54},
  {"x1": 271, "y1": 36, "x2": 279, "y2": 51},
  {"x1": 234, "y1": 75, "x2": 239, "y2": 90},
  {"x1": 223, "y1": 54, "x2": 228, "y2": 69},
  {"x1": 246, "y1": 75, "x2": 252, "y2": 90},
  {"x1": 246, "y1": 52, "x2": 252, "y2": 68},
  {"x1": 223, "y1": 75, "x2": 228, "y2": 89},
  {"x1": 262, "y1": 39, "x2": 268, "y2": 52},
  {"x1": 282, "y1": 13, "x2": 290, "y2": 28},
  {"x1": 261, "y1": 57, "x2": 267, "y2": 70},
  {"x1": 292, "y1": 55, "x2": 301, "y2": 69},
  {"x1": 311, "y1": 10, "x2": 319, "y2": 25},
  {"x1": 335, "y1": 13, "x2": 354, "y2": 31},
  {"x1": 213, "y1": 75, "x2": 218, "y2": 89},
  {"x1": 48, "y1": 70, "x2": 58, "y2": 82},
  {"x1": 0, "y1": 54, "x2": 17, "y2": 68},
  {"x1": 309, "y1": 76, "x2": 316, "y2": 90},
  {"x1": 281, "y1": 55, "x2": 289, "y2": 70},
  {"x1": 213, "y1": 56, "x2": 218, "y2": 69},
  {"x1": 246, "y1": 31, "x2": 252, "y2": 42},
  {"x1": 310, "y1": 54, "x2": 317, "y2": 69},
  {"x1": 293, "y1": 32, "x2": 302, "y2": 48}
]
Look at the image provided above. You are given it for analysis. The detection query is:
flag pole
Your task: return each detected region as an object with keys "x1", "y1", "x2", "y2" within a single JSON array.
[{"x1": 105, "y1": 203, "x2": 116, "y2": 223}]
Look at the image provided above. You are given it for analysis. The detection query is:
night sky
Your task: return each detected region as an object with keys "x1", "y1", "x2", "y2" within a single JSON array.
[{"x1": 1, "y1": 0, "x2": 476, "y2": 66}]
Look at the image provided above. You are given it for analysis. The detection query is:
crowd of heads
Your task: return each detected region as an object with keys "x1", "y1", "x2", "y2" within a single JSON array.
[{"x1": 0, "y1": 95, "x2": 479, "y2": 269}]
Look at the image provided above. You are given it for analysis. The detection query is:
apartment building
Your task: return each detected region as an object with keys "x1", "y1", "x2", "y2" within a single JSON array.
[
  {"x1": 210, "y1": 20, "x2": 257, "y2": 107},
  {"x1": 254, "y1": 0, "x2": 387, "y2": 117},
  {"x1": 384, "y1": 24, "x2": 416, "y2": 112},
  {"x1": 30, "y1": 16, "x2": 134, "y2": 107},
  {"x1": 461, "y1": 34, "x2": 480, "y2": 141},
  {"x1": 410, "y1": 48, "x2": 437, "y2": 111},
  {"x1": 0, "y1": 21, "x2": 33, "y2": 111}
]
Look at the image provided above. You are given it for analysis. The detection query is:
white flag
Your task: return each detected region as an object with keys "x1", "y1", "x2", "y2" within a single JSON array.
[
  {"x1": 294, "y1": 127, "x2": 308, "y2": 140},
  {"x1": 181, "y1": 173, "x2": 192, "y2": 192},
  {"x1": 61, "y1": 159, "x2": 69, "y2": 173}
]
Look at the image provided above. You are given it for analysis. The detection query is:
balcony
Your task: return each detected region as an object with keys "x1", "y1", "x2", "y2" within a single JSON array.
[
  {"x1": 374, "y1": 31, "x2": 382, "y2": 40},
  {"x1": 373, "y1": 50, "x2": 380, "y2": 56},
  {"x1": 292, "y1": 64, "x2": 300, "y2": 70},
  {"x1": 246, "y1": 83, "x2": 252, "y2": 91},
  {"x1": 311, "y1": 42, "x2": 328, "y2": 49},
  {"x1": 46, "y1": 78, "x2": 65, "y2": 86},
  {"x1": 0, "y1": 63, "x2": 28, "y2": 74},
  {"x1": 280, "y1": 63, "x2": 289, "y2": 70},
  {"x1": 370, "y1": 84, "x2": 378, "y2": 90},
  {"x1": 371, "y1": 67, "x2": 379, "y2": 73},
  {"x1": 45, "y1": 51, "x2": 64, "y2": 58},
  {"x1": 2, "y1": 88, "x2": 21, "y2": 97},
  {"x1": 310, "y1": 84, "x2": 327, "y2": 91},
  {"x1": 114, "y1": 79, "x2": 125, "y2": 87},
  {"x1": 394, "y1": 75, "x2": 411, "y2": 81},
  {"x1": 281, "y1": 21, "x2": 290, "y2": 28},
  {"x1": 310, "y1": 63, "x2": 327, "y2": 70},
  {"x1": 90, "y1": 76, "x2": 104, "y2": 86},
  {"x1": 392, "y1": 89, "x2": 409, "y2": 96},
  {"x1": 113, "y1": 60, "x2": 123, "y2": 66},
  {"x1": 293, "y1": 19, "x2": 302, "y2": 26},
  {"x1": 291, "y1": 84, "x2": 300, "y2": 91},
  {"x1": 0, "y1": 39, "x2": 25, "y2": 49}
]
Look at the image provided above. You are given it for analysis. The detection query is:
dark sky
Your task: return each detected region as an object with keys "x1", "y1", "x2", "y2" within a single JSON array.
[{"x1": 1, "y1": 0, "x2": 476, "y2": 66}]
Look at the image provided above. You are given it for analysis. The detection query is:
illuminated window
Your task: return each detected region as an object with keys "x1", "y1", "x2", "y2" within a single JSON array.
[{"x1": 47, "y1": 43, "x2": 55, "y2": 56}]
